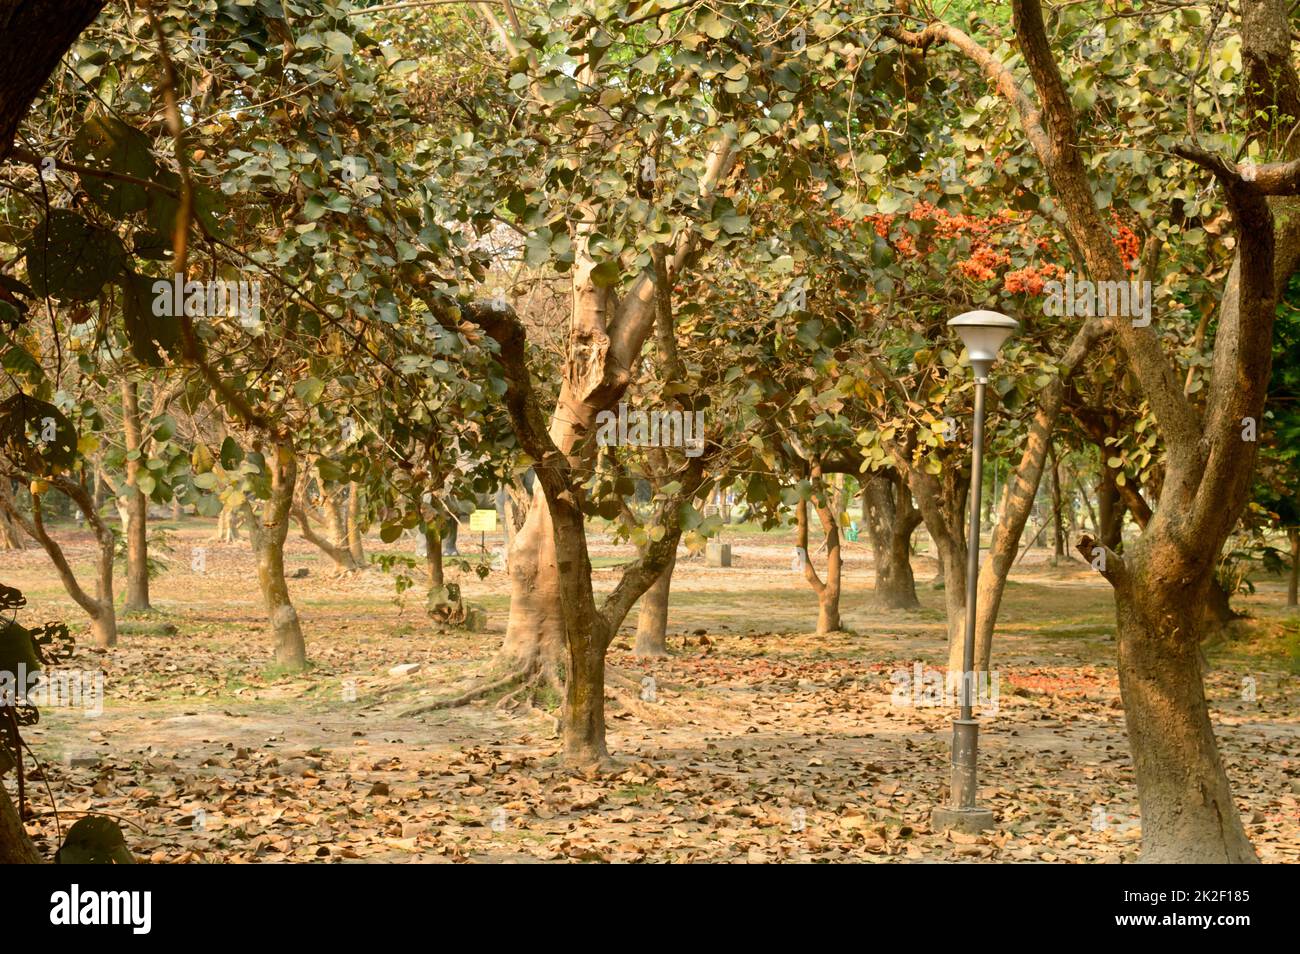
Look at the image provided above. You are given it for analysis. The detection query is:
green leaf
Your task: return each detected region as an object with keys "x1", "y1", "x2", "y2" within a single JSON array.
[
  {"x1": 24, "y1": 210, "x2": 126, "y2": 301},
  {"x1": 589, "y1": 259, "x2": 620, "y2": 288},
  {"x1": 219, "y1": 436, "x2": 243, "y2": 469},
  {"x1": 120, "y1": 272, "x2": 181, "y2": 366},
  {"x1": 72, "y1": 114, "x2": 157, "y2": 215},
  {"x1": 0, "y1": 621, "x2": 40, "y2": 681},
  {"x1": 324, "y1": 31, "x2": 354, "y2": 55},
  {"x1": 293, "y1": 376, "x2": 326, "y2": 405}
]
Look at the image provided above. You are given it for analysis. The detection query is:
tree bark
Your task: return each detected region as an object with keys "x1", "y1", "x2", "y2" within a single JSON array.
[
  {"x1": 498, "y1": 132, "x2": 736, "y2": 681},
  {"x1": 465, "y1": 300, "x2": 711, "y2": 766},
  {"x1": 424, "y1": 524, "x2": 444, "y2": 589},
  {"x1": 1007, "y1": 0, "x2": 1281, "y2": 862},
  {"x1": 1050, "y1": 446, "x2": 1065, "y2": 563},
  {"x1": 1084, "y1": 535, "x2": 1259, "y2": 862},
  {"x1": 0, "y1": 0, "x2": 105, "y2": 161},
  {"x1": 246, "y1": 445, "x2": 306, "y2": 669},
  {"x1": 796, "y1": 467, "x2": 843, "y2": 634},
  {"x1": 634, "y1": 546, "x2": 675, "y2": 656},
  {"x1": 1097, "y1": 466, "x2": 1126, "y2": 550},
  {"x1": 0, "y1": 480, "x2": 24, "y2": 550},
  {"x1": 213, "y1": 506, "x2": 240, "y2": 542},
  {"x1": 863, "y1": 470, "x2": 921, "y2": 609},
  {"x1": 324, "y1": 484, "x2": 348, "y2": 549},
  {"x1": 346, "y1": 481, "x2": 365, "y2": 565},
  {"x1": 121, "y1": 380, "x2": 151, "y2": 611},
  {"x1": 905, "y1": 464, "x2": 968, "y2": 671},
  {"x1": 293, "y1": 501, "x2": 359, "y2": 573},
  {"x1": 0, "y1": 781, "x2": 41, "y2": 864},
  {"x1": 1288, "y1": 527, "x2": 1299, "y2": 608}
]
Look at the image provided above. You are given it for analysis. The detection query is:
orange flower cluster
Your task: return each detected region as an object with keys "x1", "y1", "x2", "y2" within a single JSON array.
[
  {"x1": 955, "y1": 244, "x2": 1011, "y2": 281},
  {"x1": 853, "y1": 202, "x2": 1091, "y2": 296},
  {"x1": 1111, "y1": 211, "x2": 1139, "y2": 269},
  {"x1": 1003, "y1": 262, "x2": 1066, "y2": 296}
]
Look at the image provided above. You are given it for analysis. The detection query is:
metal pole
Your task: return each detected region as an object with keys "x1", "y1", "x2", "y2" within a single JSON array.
[
  {"x1": 934, "y1": 373, "x2": 994, "y2": 831},
  {"x1": 961, "y1": 378, "x2": 985, "y2": 721}
]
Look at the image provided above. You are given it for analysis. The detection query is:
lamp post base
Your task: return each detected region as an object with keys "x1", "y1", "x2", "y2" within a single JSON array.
[{"x1": 931, "y1": 805, "x2": 995, "y2": 834}]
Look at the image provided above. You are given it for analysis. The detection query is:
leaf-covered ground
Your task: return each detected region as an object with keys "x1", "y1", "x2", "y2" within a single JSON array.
[{"x1": 5, "y1": 518, "x2": 1299, "y2": 863}]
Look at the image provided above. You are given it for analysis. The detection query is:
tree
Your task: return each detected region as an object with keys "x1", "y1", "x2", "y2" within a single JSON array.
[{"x1": 889, "y1": 0, "x2": 1300, "y2": 861}]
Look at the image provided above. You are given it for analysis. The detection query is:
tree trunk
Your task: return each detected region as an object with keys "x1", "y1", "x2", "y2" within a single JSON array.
[
  {"x1": 0, "y1": 481, "x2": 24, "y2": 550},
  {"x1": 795, "y1": 468, "x2": 843, "y2": 635},
  {"x1": 1050, "y1": 446, "x2": 1065, "y2": 563},
  {"x1": 1098, "y1": 467, "x2": 1126, "y2": 550},
  {"x1": 564, "y1": 612, "x2": 610, "y2": 767},
  {"x1": 247, "y1": 446, "x2": 306, "y2": 669},
  {"x1": 495, "y1": 133, "x2": 736, "y2": 686},
  {"x1": 863, "y1": 470, "x2": 920, "y2": 609},
  {"x1": 213, "y1": 506, "x2": 240, "y2": 542},
  {"x1": 0, "y1": 0, "x2": 105, "y2": 161},
  {"x1": 500, "y1": 493, "x2": 568, "y2": 677},
  {"x1": 121, "y1": 380, "x2": 151, "y2": 611},
  {"x1": 1105, "y1": 552, "x2": 1258, "y2": 862},
  {"x1": 1202, "y1": 576, "x2": 1241, "y2": 632},
  {"x1": 634, "y1": 546, "x2": 676, "y2": 656},
  {"x1": 327, "y1": 487, "x2": 346, "y2": 545},
  {"x1": 0, "y1": 782, "x2": 41, "y2": 864},
  {"x1": 1289, "y1": 528, "x2": 1299, "y2": 608},
  {"x1": 293, "y1": 502, "x2": 359, "y2": 573},
  {"x1": 905, "y1": 465, "x2": 968, "y2": 672},
  {"x1": 346, "y1": 481, "x2": 365, "y2": 565},
  {"x1": 425, "y1": 525, "x2": 444, "y2": 589}
]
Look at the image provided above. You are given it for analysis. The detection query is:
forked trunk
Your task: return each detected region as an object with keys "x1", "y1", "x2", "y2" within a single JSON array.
[
  {"x1": 634, "y1": 546, "x2": 675, "y2": 657},
  {"x1": 2, "y1": 481, "x2": 117, "y2": 648},
  {"x1": 796, "y1": 477, "x2": 843, "y2": 635},
  {"x1": 294, "y1": 504, "x2": 360, "y2": 573}
]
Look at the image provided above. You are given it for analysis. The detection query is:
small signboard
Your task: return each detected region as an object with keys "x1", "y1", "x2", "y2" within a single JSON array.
[{"x1": 469, "y1": 509, "x2": 498, "y2": 533}]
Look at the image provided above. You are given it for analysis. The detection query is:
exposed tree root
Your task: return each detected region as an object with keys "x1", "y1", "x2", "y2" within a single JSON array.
[{"x1": 401, "y1": 662, "x2": 534, "y2": 716}]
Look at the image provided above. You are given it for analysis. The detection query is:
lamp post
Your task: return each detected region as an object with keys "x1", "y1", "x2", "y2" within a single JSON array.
[{"x1": 931, "y1": 310, "x2": 1018, "y2": 835}]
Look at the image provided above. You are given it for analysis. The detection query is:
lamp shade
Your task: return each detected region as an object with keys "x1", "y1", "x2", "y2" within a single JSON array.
[{"x1": 948, "y1": 310, "x2": 1018, "y2": 374}]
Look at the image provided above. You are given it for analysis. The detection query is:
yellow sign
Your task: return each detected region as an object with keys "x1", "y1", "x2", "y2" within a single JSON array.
[{"x1": 469, "y1": 509, "x2": 498, "y2": 532}]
